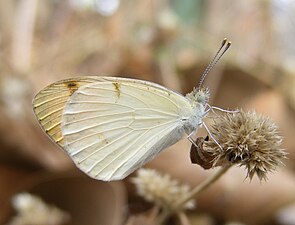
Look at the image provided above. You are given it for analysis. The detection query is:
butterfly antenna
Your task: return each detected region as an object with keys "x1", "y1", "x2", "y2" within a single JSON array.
[{"x1": 198, "y1": 38, "x2": 231, "y2": 89}]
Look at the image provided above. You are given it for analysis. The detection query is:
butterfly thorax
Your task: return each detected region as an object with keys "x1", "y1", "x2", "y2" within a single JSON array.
[{"x1": 183, "y1": 88, "x2": 210, "y2": 134}]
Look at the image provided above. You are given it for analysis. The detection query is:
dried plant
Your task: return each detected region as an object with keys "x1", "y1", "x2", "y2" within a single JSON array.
[
  {"x1": 157, "y1": 110, "x2": 286, "y2": 224},
  {"x1": 131, "y1": 168, "x2": 195, "y2": 210},
  {"x1": 7, "y1": 192, "x2": 70, "y2": 225},
  {"x1": 204, "y1": 110, "x2": 286, "y2": 181}
]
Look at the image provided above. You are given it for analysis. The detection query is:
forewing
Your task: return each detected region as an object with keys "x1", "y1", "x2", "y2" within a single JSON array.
[
  {"x1": 62, "y1": 80, "x2": 193, "y2": 181},
  {"x1": 33, "y1": 77, "x2": 106, "y2": 147}
]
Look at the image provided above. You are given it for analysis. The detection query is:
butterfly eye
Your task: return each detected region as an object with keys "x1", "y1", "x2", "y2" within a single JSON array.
[
  {"x1": 193, "y1": 88, "x2": 210, "y2": 104},
  {"x1": 194, "y1": 91, "x2": 204, "y2": 102}
]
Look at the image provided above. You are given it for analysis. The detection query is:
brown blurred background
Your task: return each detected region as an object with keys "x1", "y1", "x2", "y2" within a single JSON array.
[{"x1": 0, "y1": 0, "x2": 295, "y2": 224}]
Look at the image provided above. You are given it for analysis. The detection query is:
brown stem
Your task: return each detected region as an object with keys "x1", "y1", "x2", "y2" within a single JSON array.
[
  {"x1": 177, "y1": 211, "x2": 191, "y2": 225},
  {"x1": 156, "y1": 165, "x2": 232, "y2": 225}
]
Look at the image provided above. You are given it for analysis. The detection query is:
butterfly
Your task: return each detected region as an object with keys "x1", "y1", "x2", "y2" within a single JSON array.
[{"x1": 33, "y1": 39, "x2": 231, "y2": 181}]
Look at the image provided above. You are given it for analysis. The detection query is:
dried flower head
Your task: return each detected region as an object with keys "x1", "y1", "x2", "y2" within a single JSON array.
[
  {"x1": 131, "y1": 168, "x2": 195, "y2": 210},
  {"x1": 8, "y1": 192, "x2": 70, "y2": 225},
  {"x1": 203, "y1": 110, "x2": 286, "y2": 181}
]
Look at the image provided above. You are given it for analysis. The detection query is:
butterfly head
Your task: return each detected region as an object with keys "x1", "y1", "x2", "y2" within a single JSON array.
[
  {"x1": 194, "y1": 87, "x2": 210, "y2": 104},
  {"x1": 186, "y1": 87, "x2": 209, "y2": 106}
]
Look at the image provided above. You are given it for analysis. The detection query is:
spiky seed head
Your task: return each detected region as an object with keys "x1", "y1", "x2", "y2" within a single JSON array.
[{"x1": 199, "y1": 110, "x2": 286, "y2": 181}]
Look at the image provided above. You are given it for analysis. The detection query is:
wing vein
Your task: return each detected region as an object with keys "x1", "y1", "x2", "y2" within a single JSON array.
[
  {"x1": 73, "y1": 129, "x2": 134, "y2": 159},
  {"x1": 35, "y1": 100, "x2": 68, "y2": 114},
  {"x1": 82, "y1": 119, "x2": 179, "y2": 175},
  {"x1": 65, "y1": 100, "x2": 136, "y2": 111},
  {"x1": 63, "y1": 117, "x2": 133, "y2": 135},
  {"x1": 34, "y1": 96, "x2": 68, "y2": 108},
  {"x1": 39, "y1": 107, "x2": 64, "y2": 120},
  {"x1": 66, "y1": 125, "x2": 135, "y2": 146},
  {"x1": 86, "y1": 86, "x2": 150, "y2": 108},
  {"x1": 91, "y1": 130, "x2": 148, "y2": 175},
  {"x1": 107, "y1": 122, "x2": 179, "y2": 178},
  {"x1": 64, "y1": 110, "x2": 134, "y2": 126}
]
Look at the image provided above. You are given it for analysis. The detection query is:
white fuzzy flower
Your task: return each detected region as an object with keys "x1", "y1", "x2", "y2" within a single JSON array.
[
  {"x1": 131, "y1": 169, "x2": 195, "y2": 210},
  {"x1": 8, "y1": 193, "x2": 70, "y2": 225}
]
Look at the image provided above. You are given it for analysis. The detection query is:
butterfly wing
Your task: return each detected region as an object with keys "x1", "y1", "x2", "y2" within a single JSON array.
[
  {"x1": 33, "y1": 77, "x2": 109, "y2": 147},
  {"x1": 61, "y1": 78, "x2": 194, "y2": 181}
]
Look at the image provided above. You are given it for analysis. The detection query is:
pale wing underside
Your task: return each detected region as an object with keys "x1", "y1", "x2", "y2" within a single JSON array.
[
  {"x1": 32, "y1": 76, "x2": 183, "y2": 147},
  {"x1": 62, "y1": 81, "x2": 193, "y2": 181},
  {"x1": 33, "y1": 77, "x2": 107, "y2": 147}
]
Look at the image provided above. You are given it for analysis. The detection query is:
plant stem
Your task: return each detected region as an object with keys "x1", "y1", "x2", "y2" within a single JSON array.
[
  {"x1": 177, "y1": 211, "x2": 191, "y2": 225},
  {"x1": 156, "y1": 164, "x2": 232, "y2": 225},
  {"x1": 175, "y1": 164, "x2": 232, "y2": 210}
]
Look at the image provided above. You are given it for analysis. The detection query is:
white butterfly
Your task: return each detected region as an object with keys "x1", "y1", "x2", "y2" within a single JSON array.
[{"x1": 33, "y1": 39, "x2": 231, "y2": 181}]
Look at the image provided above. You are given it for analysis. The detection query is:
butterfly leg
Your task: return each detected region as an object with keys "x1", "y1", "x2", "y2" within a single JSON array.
[
  {"x1": 202, "y1": 122, "x2": 223, "y2": 150},
  {"x1": 211, "y1": 106, "x2": 239, "y2": 114},
  {"x1": 205, "y1": 103, "x2": 239, "y2": 115},
  {"x1": 187, "y1": 132, "x2": 198, "y2": 147}
]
